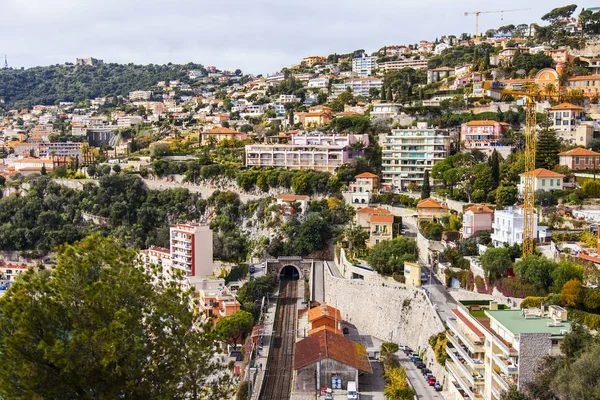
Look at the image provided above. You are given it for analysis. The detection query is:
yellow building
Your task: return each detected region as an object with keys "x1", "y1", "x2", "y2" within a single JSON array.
[
  {"x1": 403, "y1": 262, "x2": 422, "y2": 287},
  {"x1": 302, "y1": 55, "x2": 327, "y2": 67}
]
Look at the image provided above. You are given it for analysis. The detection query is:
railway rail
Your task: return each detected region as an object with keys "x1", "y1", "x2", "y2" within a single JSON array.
[{"x1": 259, "y1": 279, "x2": 298, "y2": 400}]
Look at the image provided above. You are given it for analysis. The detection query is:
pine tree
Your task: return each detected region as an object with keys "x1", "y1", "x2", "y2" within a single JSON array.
[
  {"x1": 386, "y1": 87, "x2": 393, "y2": 102},
  {"x1": 488, "y1": 149, "x2": 501, "y2": 188},
  {"x1": 40, "y1": 165, "x2": 47, "y2": 176},
  {"x1": 421, "y1": 169, "x2": 431, "y2": 199},
  {"x1": 381, "y1": 85, "x2": 387, "y2": 101},
  {"x1": 536, "y1": 116, "x2": 561, "y2": 170}
]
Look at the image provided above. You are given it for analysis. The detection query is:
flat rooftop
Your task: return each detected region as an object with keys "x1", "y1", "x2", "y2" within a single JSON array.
[{"x1": 486, "y1": 310, "x2": 572, "y2": 336}]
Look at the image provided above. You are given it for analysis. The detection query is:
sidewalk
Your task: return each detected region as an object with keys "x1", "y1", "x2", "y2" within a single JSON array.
[{"x1": 249, "y1": 297, "x2": 277, "y2": 399}]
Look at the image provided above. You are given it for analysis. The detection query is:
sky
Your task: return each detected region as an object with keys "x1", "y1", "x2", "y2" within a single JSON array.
[{"x1": 1, "y1": 0, "x2": 598, "y2": 75}]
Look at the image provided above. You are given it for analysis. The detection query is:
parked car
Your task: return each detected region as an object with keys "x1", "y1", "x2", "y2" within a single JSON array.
[
  {"x1": 399, "y1": 345, "x2": 409, "y2": 351},
  {"x1": 428, "y1": 377, "x2": 437, "y2": 386},
  {"x1": 421, "y1": 368, "x2": 431, "y2": 376},
  {"x1": 425, "y1": 374, "x2": 434, "y2": 381},
  {"x1": 412, "y1": 357, "x2": 422, "y2": 364},
  {"x1": 403, "y1": 348, "x2": 412, "y2": 355},
  {"x1": 416, "y1": 362, "x2": 425, "y2": 369},
  {"x1": 249, "y1": 265, "x2": 256, "y2": 273},
  {"x1": 410, "y1": 354, "x2": 420, "y2": 362},
  {"x1": 434, "y1": 382, "x2": 442, "y2": 391}
]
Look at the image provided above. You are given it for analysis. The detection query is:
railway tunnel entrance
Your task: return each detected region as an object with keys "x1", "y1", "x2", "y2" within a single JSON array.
[{"x1": 279, "y1": 265, "x2": 300, "y2": 280}]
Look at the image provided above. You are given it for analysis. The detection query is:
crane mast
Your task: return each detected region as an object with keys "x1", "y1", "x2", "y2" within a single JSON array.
[{"x1": 482, "y1": 82, "x2": 537, "y2": 258}]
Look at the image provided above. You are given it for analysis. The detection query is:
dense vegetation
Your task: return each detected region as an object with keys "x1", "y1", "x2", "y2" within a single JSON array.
[
  {"x1": 0, "y1": 62, "x2": 205, "y2": 107},
  {"x1": 0, "y1": 235, "x2": 232, "y2": 399}
]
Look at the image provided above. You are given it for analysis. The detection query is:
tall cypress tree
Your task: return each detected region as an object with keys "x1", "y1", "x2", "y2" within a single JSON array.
[
  {"x1": 536, "y1": 116, "x2": 561, "y2": 170},
  {"x1": 421, "y1": 169, "x2": 431, "y2": 199},
  {"x1": 488, "y1": 149, "x2": 501, "y2": 188}
]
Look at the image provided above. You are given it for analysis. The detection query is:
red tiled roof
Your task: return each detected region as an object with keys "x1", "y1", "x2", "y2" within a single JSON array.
[
  {"x1": 308, "y1": 305, "x2": 342, "y2": 322},
  {"x1": 205, "y1": 127, "x2": 240, "y2": 134},
  {"x1": 550, "y1": 103, "x2": 584, "y2": 111},
  {"x1": 558, "y1": 148, "x2": 600, "y2": 157},
  {"x1": 370, "y1": 214, "x2": 394, "y2": 223},
  {"x1": 294, "y1": 330, "x2": 372, "y2": 373},
  {"x1": 520, "y1": 168, "x2": 565, "y2": 178},
  {"x1": 355, "y1": 172, "x2": 379, "y2": 179},
  {"x1": 417, "y1": 198, "x2": 448, "y2": 210},
  {"x1": 452, "y1": 309, "x2": 484, "y2": 338},
  {"x1": 464, "y1": 120, "x2": 499, "y2": 126},
  {"x1": 464, "y1": 204, "x2": 494, "y2": 214},
  {"x1": 308, "y1": 325, "x2": 343, "y2": 336},
  {"x1": 356, "y1": 207, "x2": 390, "y2": 215}
]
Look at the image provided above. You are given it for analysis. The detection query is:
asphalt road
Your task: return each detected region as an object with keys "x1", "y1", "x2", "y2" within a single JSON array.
[
  {"x1": 421, "y1": 265, "x2": 458, "y2": 323},
  {"x1": 312, "y1": 260, "x2": 324, "y2": 303},
  {"x1": 399, "y1": 352, "x2": 444, "y2": 400}
]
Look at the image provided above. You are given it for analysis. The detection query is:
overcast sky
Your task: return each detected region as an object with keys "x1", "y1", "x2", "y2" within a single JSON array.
[{"x1": 1, "y1": 0, "x2": 598, "y2": 74}]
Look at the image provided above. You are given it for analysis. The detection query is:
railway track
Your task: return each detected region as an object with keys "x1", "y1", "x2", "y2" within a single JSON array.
[{"x1": 260, "y1": 279, "x2": 298, "y2": 400}]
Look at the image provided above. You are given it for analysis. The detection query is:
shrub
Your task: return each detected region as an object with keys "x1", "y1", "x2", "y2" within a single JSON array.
[
  {"x1": 428, "y1": 332, "x2": 448, "y2": 366},
  {"x1": 568, "y1": 309, "x2": 600, "y2": 331},
  {"x1": 494, "y1": 277, "x2": 538, "y2": 298},
  {"x1": 381, "y1": 342, "x2": 399, "y2": 356},
  {"x1": 475, "y1": 276, "x2": 487, "y2": 294}
]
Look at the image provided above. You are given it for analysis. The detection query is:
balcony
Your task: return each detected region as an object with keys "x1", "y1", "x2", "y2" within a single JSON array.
[
  {"x1": 172, "y1": 236, "x2": 191, "y2": 244},
  {"x1": 447, "y1": 346, "x2": 484, "y2": 386},
  {"x1": 447, "y1": 361, "x2": 484, "y2": 400},
  {"x1": 446, "y1": 336, "x2": 485, "y2": 371},
  {"x1": 172, "y1": 242, "x2": 191, "y2": 250},
  {"x1": 493, "y1": 353, "x2": 518, "y2": 375},
  {"x1": 492, "y1": 369, "x2": 514, "y2": 392},
  {"x1": 446, "y1": 318, "x2": 484, "y2": 354}
]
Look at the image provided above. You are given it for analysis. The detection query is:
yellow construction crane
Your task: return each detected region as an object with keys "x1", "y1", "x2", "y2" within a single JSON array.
[
  {"x1": 464, "y1": 8, "x2": 531, "y2": 38},
  {"x1": 482, "y1": 81, "x2": 539, "y2": 257}
]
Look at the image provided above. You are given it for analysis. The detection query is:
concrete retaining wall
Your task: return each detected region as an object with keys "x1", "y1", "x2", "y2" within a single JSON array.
[
  {"x1": 323, "y1": 266, "x2": 447, "y2": 384},
  {"x1": 449, "y1": 288, "x2": 523, "y2": 309}
]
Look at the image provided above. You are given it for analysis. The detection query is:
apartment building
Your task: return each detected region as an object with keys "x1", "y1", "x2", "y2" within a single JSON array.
[
  {"x1": 371, "y1": 103, "x2": 402, "y2": 119},
  {"x1": 548, "y1": 103, "x2": 585, "y2": 131},
  {"x1": 331, "y1": 78, "x2": 383, "y2": 97},
  {"x1": 39, "y1": 142, "x2": 84, "y2": 158},
  {"x1": 352, "y1": 56, "x2": 377, "y2": 77},
  {"x1": 559, "y1": 148, "x2": 600, "y2": 170},
  {"x1": 380, "y1": 122, "x2": 451, "y2": 190},
  {"x1": 170, "y1": 224, "x2": 213, "y2": 277},
  {"x1": 460, "y1": 120, "x2": 509, "y2": 150},
  {"x1": 307, "y1": 77, "x2": 329, "y2": 88},
  {"x1": 491, "y1": 207, "x2": 539, "y2": 247},
  {"x1": 245, "y1": 132, "x2": 368, "y2": 172},
  {"x1": 302, "y1": 56, "x2": 327, "y2": 67},
  {"x1": 369, "y1": 214, "x2": 393, "y2": 247},
  {"x1": 378, "y1": 59, "x2": 429, "y2": 71},
  {"x1": 446, "y1": 300, "x2": 571, "y2": 400},
  {"x1": 129, "y1": 90, "x2": 152, "y2": 101}
]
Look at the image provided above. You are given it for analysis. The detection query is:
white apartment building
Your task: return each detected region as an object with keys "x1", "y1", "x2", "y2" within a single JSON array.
[
  {"x1": 379, "y1": 122, "x2": 451, "y2": 190},
  {"x1": 490, "y1": 207, "x2": 539, "y2": 248},
  {"x1": 129, "y1": 90, "x2": 152, "y2": 101},
  {"x1": 240, "y1": 104, "x2": 268, "y2": 118},
  {"x1": 245, "y1": 132, "x2": 369, "y2": 172},
  {"x1": 170, "y1": 224, "x2": 213, "y2": 278},
  {"x1": 378, "y1": 58, "x2": 429, "y2": 71},
  {"x1": 352, "y1": 56, "x2": 377, "y2": 77},
  {"x1": 331, "y1": 78, "x2": 383, "y2": 97},
  {"x1": 279, "y1": 94, "x2": 298, "y2": 103},
  {"x1": 446, "y1": 301, "x2": 571, "y2": 400},
  {"x1": 371, "y1": 103, "x2": 402, "y2": 119},
  {"x1": 308, "y1": 77, "x2": 329, "y2": 89}
]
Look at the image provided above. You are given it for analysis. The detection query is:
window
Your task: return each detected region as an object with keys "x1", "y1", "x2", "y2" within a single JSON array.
[
  {"x1": 551, "y1": 339, "x2": 559, "y2": 346},
  {"x1": 550, "y1": 179, "x2": 554, "y2": 186},
  {"x1": 542, "y1": 179, "x2": 546, "y2": 187},
  {"x1": 563, "y1": 120, "x2": 569, "y2": 125},
  {"x1": 576, "y1": 157, "x2": 580, "y2": 164},
  {"x1": 557, "y1": 179, "x2": 561, "y2": 186}
]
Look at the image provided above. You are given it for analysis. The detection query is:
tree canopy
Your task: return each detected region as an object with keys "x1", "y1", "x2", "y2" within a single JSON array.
[{"x1": 0, "y1": 235, "x2": 232, "y2": 399}]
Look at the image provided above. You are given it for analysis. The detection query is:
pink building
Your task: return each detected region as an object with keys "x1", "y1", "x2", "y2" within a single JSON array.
[
  {"x1": 349, "y1": 172, "x2": 379, "y2": 204},
  {"x1": 460, "y1": 120, "x2": 509, "y2": 150},
  {"x1": 461, "y1": 204, "x2": 494, "y2": 239}
]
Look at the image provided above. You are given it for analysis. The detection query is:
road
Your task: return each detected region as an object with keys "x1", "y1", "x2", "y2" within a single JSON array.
[
  {"x1": 421, "y1": 265, "x2": 458, "y2": 323},
  {"x1": 399, "y1": 352, "x2": 444, "y2": 400},
  {"x1": 312, "y1": 260, "x2": 324, "y2": 302}
]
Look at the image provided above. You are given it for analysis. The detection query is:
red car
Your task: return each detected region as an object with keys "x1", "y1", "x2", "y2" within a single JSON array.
[{"x1": 428, "y1": 377, "x2": 437, "y2": 386}]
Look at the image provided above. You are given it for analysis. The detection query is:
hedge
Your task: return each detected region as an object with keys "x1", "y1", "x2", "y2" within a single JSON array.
[{"x1": 568, "y1": 308, "x2": 600, "y2": 331}]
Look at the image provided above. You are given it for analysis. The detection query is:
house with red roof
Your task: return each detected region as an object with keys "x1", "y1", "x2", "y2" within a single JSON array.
[
  {"x1": 460, "y1": 120, "x2": 509, "y2": 150},
  {"x1": 294, "y1": 329, "x2": 372, "y2": 392},
  {"x1": 369, "y1": 214, "x2": 394, "y2": 246},
  {"x1": 348, "y1": 172, "x2": 379, "y2": 204},
  {"x1": 518, "y1": 168, "x2": 565, "y2": 194},
  {"x1": 417, "y1": 198, "x2": 450, "y2": 221},
  {"x1": 354, "y1": 207, "x2": 391, "y2": 228},
  {"x1": 559, "y1": 148, "x2": 600, "y2": 170},
  {"x1": 462, "y1": 204, "x2": 494, "y2": 239},
  {"x1": 276, "y1": 194, "x2": 309, "y2": 215}
]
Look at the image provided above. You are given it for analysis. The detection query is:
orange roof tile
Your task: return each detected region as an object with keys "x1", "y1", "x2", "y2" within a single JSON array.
[
  {"x1": 464, "y1": 204, "x2": 494, "y2": 214},
  {"x1": 417, "y1": 198, "x2": 448, "y2": 210},
  {"x1": 308, "y1": 305, "x2": 342, "y2": 322},
  {"x1": 464, "y1": 120, "x2": 499, "y2": 126},
  {"x1": 205, "y1": 127, "x2": 241, "y2": 134},
  {"x1": 369, "y1": 214, "x2": 394, "y2": 223},
  {"x1": 308, "y1": 325, "x2": 343, "y2": 336},
  {"x1": 520, "y1": 168, "x2": 565, "y2": 178},
  {"x1": 294, "y1": 330, "x2": 372, "y2": 374},
  {"x1": 567, "y1": 74, "x2": 600, "y2": 82},
  {"x1": 550, "y1": 103, "x2": 584, "y2": 111},
  {"x1": 356, "y1": 207, "x2": 391, "y2": 215},
  {"x1": 277, "y1": 194, "x2": 309, "y2": 202},
  {"x1": 558, "y1": 148, "x2": 600, "y2": 157},
  {"x1": 355, "y1": 172, "x2": 379, "y2": 179}
]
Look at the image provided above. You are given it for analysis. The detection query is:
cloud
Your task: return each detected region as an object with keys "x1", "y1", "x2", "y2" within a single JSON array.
[{"x1": 0, "y1": 0, "x2": 595, "y2": 74}]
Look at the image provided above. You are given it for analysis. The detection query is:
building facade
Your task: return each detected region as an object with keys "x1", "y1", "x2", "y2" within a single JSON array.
[
  {"x1": 352, "y1": 56, "x2": 377, "y2": 77},
  {"x1": 446, "y1": 300, "x2": 571, "y2": 400},
  {"x1": 245, "y1": 133, "x2": 368, "y2": 172},
  {"x1": 189, "y1": 277, "x2": 241, "y2": 326},
  {"x1": 369, "y1": 214, "x2": 393, "y2": 247},
  {"x1": 559, "y1": 148, "x2": 600, "y2": 170},
  {"x1": 169, "y1": 224, "x2": 213, "y2": 277},
  {"x1": 491, "y1": 207, "x2": 539, "y2": 247},
  {"x1": 548, "y1": 103, "x2": 585, "y2": 131},
  {"x1": 331, "y1": 78, "x2": 383, "y2": 97},
  {"x1": 380, "y1": 122, "x2": 451, "y2": 190},
  {"x1": 462, "y1": 204, "x2": 494, "y2": 239},
  {"x1": 460, "y1": 120, "x2": 508, "y2": 150},
  {"x1": 518, "y1": 168, "x2": 565, "y2": 194},
  {"x1": 348, "y1": 172, "x2": 379, "y2": 204}
]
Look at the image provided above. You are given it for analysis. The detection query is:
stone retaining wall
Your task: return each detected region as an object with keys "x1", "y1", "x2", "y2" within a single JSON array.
[{"x1": 323, "y1": 266, "x2": 447, "y2": 385}]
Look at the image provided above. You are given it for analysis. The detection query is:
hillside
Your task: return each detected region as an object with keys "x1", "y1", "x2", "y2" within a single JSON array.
[{"x1": 0, "y1": 62, "x2": 205, "y2": 108}]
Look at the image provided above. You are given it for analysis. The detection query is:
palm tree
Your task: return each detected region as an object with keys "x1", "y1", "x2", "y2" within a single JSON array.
[
  {"x1": 544, "y1": 83, "x2": 557, "y2": 100},
  {"x1": 49, "y1": 150, "x2": 57, "y2": 169}
]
